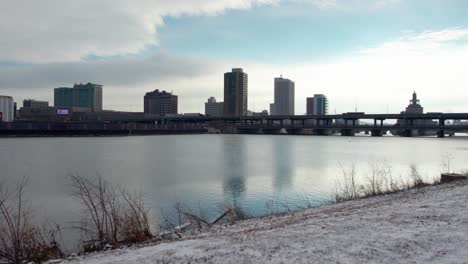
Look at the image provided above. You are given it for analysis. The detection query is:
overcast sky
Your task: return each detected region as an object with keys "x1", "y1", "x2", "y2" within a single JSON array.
[{"x1": 1, "y1": 0, "x2": 468, "y2": 114}]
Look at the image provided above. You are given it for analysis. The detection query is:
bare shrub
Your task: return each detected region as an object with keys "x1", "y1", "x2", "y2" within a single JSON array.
[
  {"x1": 0, "y1": 178, "x2": 63, "y2": 264},
  {"x1": 335, "y1": 164, "x2": 360, "y2": 202},
  {"x1": 121, "y1": 190, "x2": 153, "y2": 244},
  {"x1": 69, "y1": 174, "x2": 153, "y2": 251},
  {"x1": 409, "y1": 165, "x2": 426, "y2": 188}
]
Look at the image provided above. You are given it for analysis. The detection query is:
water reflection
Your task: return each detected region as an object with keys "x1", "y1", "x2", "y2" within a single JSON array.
[
  {"x1": 222, "y1": 136, "x2": 246, "y2": 203},
  {"x1": 273, "y1": 137, "x2": 294, "y2": 191}
]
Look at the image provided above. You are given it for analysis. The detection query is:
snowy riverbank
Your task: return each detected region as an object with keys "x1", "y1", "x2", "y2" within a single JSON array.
[{"x1": 56, "y1": 180, "x2": 468, "y2": 264}]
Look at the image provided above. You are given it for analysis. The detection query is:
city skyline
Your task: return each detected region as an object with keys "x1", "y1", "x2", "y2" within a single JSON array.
[{"x1": 1, "y1": 1, "x2": 468, "y2": 114}]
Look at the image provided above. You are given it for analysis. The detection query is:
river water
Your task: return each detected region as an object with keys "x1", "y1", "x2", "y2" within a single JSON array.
[{"x1": 1, "y1": 134, "x2": 468, "y2": 250}]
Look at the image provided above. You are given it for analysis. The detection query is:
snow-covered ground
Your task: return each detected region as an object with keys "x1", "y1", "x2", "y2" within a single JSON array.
[{"x1": 58, "y1": 181, "x2": 468, "y2": 264}]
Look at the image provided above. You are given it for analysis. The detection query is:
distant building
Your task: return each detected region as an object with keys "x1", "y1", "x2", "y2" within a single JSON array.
[
  {"x1": 404, "y1": 91, "x2": 424, "y2": 114},
  {"x1": 205, "y1": 97, "x2": 224, "y2": 117},
  {"x1": 306, "y1": 94, "x2": 328, "y2": 115},
  {"x1": 273, "y1": 76, "x2": 295, "y2": 115},
  {"x1": 394, "y1": 91, "x2": 436, "y2": 136},
  {"x1": 270, "y1": 103, "x2": 276, "y2": 115},
  {"x1": 144, "y1": 89, "x2": 178, "y2": 116},
  {"x1": 253, "y1": 110, "x2": 269, "y2": 116},
  {"x1": 23, "y1": 99, "x2": 49, "y2": 109},
  {"x1": 0, "y1": 95, "x2": 14, "y2": 122},
  {"x1": 54, "y1": 83, "x2": 103, "y2": 112},
  {"x1": 224, "y1": 68, "x2": 248, "y2": 116}
]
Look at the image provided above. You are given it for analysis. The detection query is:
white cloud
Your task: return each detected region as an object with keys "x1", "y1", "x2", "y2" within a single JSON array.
[
  {"x1": 0, "y1": 0, "x2": 277, "y2": 62},
  {"x1": 2, "y1": 28, "x2": 468, "y2": 114}
]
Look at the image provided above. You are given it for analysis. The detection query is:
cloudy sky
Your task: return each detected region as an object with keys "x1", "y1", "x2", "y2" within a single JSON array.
[{"x1": 1, "y1": 0, "x2": 468, "y2": 114}]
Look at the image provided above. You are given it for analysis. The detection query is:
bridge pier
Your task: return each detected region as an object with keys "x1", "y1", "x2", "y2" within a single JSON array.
[
  {"x1": 371, "y1": 129, "x2": 384, "y2": 137},
  {"x1": 312, "y1": 129, "x2": 330, "y2": 136},
  {"x1": 341, "y1": 129, "x2": 355, "y2": 137},
  {"x1": 437, "y1": 130, "x2": 445, "y2": 138},
  {"x1": 286, "y1": 128, "x2": 303, "y2": 135}
]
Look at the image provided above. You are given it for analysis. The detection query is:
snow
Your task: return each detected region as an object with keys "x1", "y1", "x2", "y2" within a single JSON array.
[{"x1": 57, "y1": 181, "x2": 468, "y2": 264}]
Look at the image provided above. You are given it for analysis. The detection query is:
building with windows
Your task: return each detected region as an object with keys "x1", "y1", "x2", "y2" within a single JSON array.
[
  {"x1": 205, "y1": 97, "x2": 224, "y2": 117},
  {"x1": 224, "y1": 68, "x2": 248, "y2": 116},
  {"x1": 273, "y1": 76, "x2": 295, "y2": 115},
  {"x1": 144, "y1": 89, "x2": 178, "y2": 116},
  {"x1": 23, "y1": 99, "x2": 49, "y2": 109},
  {"x1": 0, "y1": 95, "x2": 14, "y2": 122},
  {"x1": 306, "y1": 94, "x2": 328, "y2": 115},
  {"x1": 54, "y1": 83, "x2": 103, "y2": 112}
]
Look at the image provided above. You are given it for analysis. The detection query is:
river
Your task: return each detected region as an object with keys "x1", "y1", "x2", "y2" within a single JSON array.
[{"x1": 1, "y1": 134, "x2": 468, "y2": 250}]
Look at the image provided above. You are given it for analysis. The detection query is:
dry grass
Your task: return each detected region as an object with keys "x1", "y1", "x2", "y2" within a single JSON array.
[
  {"x1": 335, "y1": 162, "x2": 438, "y2": 203},
  {"x1": 69, "y1": 175, "x2": 153, "y2": 252},
  {"x1": 0, "y1": 177, "x2": 63, "y2": 264}
]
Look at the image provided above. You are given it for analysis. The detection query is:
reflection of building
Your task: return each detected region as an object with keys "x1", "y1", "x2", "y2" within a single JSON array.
[
  {"x1": 307, "y1": 94, "x2": 328, "y2": 115},
  {"x1": 222, "y1": 136, "x2": 246, "y2": 203},
  {"x1": 205, "y1": 97, "x2": 224, "y2": 117},
  {"x1": 144, "y1": 89, "x2": 178, "y2": 116},
  {"x1": 273, "y1": 76, "x2": 295, "y2": 115},
  {"x1": 224, "y1": 68, "x2": 248, "y2": 116},
  {"x1": 54, "y1": 83, "x2": 103, "y2": 112},
  {"x1": 273, "y1": 138, "x2": 293, "y2": 191},
  {"x1": 0, "y1": 95, "x2": 14, "y2": 122},
  {"x1": 23, "y1": 99, "x2": 49, "y2": 109}
]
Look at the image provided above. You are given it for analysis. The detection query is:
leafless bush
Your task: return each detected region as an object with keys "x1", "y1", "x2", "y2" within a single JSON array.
[
  {"x1": 409, "y1": 165, "x2": 426, "y2": 188},
  {"x1": 334, "y1": 162, "x2": 436, "y2": 203},
  {"x1": 121, "y1": 190, "x2": 153, "y2": 244},
  {"x1": 335, "y1": 164, "x2": 360, "y2": 202},
  {"x1": 69, "y1": 174, "x2": 153, "y2": 251},
  {"x1": 0, "y1": 177, "x2": 63, "y2": 264}
]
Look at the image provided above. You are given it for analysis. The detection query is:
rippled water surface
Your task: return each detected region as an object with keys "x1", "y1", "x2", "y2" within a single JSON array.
[{"x1": 2, "y1": 134, "x2": 468, "y2": 249}]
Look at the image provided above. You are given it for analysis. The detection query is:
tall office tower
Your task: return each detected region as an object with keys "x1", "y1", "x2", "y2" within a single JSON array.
[
  {"x1": 54, "y1": 83, "x2": 103, "y2": 111},
  {"x1": 306, "y1": 94, "x2": 328, "y2": 115},
  {"x1": 274, "y1": 76, "x2": 295, "y2": 115},
  {"x1": 205, "y1": 97, "x2": 224, "y2": 117},
  {"x1": 0, "y1": 95, "x2": 14, "y2": 122},
  {"x1": 144, "y1": 89, "x2": 178, "y2": 116},
  {"x1": 23, "y1": 99, "x2": 49, "y2": 109},
  {"x1": 224, "y1": 68, "x2": 248, "y2": 116}
]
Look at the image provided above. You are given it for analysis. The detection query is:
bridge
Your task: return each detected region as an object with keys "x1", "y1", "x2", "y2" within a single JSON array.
[
  {"x1": 122, "y1": 112, "x2": 468, "y2": 137},
  {"x1": 2, "y1": 112, "x2": 468, "y2": 137}
]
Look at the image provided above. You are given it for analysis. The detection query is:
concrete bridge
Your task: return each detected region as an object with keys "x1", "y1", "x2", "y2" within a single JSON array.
[
  {"x1": 0, "y1": 122, "x2": 207, "y2": 136},
  {"x1": 135, "y1": 112, "x2": 468, "y2": 137},
  {"x1": 3, "y1": 113, "x2": 468, "y2": 137}
]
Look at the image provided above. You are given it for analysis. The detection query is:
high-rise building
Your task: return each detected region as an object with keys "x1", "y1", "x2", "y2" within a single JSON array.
[
  {"x1": 54, "y1": 83, "x2": 103, "y2": 111},
  {"x1": 306, "y1": 94, "x2": 328, "y2": 115},
  {"x1": 0, "y1": 95, "x2": 14, "y2": 122},
  {"x1": 23, "y1": 99, "x2": 49, "y2": 109},
  {"x1": 270, "y1": 103, "x2": 276, "y2": 116},
  {"x1": 144, "y1": 89, "x2": 178, "y2": 116},
  {"x1": 224, "y1": 68, "x2": 248, "y2": 116},
  {"x1": 273, "y1": 76, "x2": 295, "y2": 115},
  {"x1": 205, "y1": 97, "x2": 224, "y2": 117}
]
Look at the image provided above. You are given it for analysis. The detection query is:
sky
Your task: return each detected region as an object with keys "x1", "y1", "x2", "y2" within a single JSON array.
[{"x1": 1, "y1": 0, "x2": 468, "y2": 114}]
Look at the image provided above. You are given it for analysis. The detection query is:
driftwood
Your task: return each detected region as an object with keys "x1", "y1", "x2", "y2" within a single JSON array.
[
  {"x1": 158, "y1": 208, "x2": 233, "y2": 239},
  {"x1": 441, "y1": 173, "x2": 468, "y2": 184}
]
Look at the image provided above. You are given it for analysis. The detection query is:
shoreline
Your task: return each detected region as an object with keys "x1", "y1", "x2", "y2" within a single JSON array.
[{"x1": 54, "y1": 180, "x2": 468, "y2": 264}]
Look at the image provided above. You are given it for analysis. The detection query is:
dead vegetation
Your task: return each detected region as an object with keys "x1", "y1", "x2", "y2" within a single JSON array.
[
  {"x1": 335, "y1": 162, "x2": 439, "y2": 203},
  {"x1": 69, "y1": 175, "x2": 152, "y2": 252},
  {"x1": 0, "y1": 177, "x2": 63, "y2": 264}
]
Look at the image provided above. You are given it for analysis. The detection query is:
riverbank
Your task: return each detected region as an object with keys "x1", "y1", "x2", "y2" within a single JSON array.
[{"x1": 55, "y1": 180, "x2": 468, "y2": 264}]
